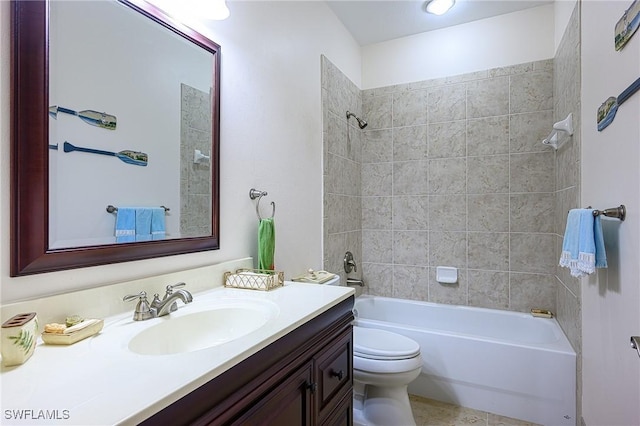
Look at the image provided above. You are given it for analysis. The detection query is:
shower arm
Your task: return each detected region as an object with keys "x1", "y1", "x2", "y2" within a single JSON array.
[{"x1": 346, "y1": 111, "x2": 368, "y2": 129}]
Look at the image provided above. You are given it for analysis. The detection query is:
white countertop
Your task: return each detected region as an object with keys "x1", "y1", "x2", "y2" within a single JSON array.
[{"x1": 0, "y1": 282, "x2": 354, "y2": 425}]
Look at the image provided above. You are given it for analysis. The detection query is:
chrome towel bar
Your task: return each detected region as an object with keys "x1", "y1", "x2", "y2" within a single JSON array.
[{"x1": 106, "y1": 205, "x2": 170, "y2": 213}]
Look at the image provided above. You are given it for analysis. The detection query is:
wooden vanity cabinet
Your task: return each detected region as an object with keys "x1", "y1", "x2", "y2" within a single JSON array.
[{"x1": 140, "y1": 296, "x2": 354, "y2": 426}]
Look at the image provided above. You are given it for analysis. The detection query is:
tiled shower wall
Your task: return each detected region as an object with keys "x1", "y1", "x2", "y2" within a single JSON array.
[
  {"x1": 322, "y1": 11, "x2": 582, "y2": 412},
  {"x1": 358, "y1": 60, "x2": 557, "y2": 313},
  {"x1": 322, "y1": 56, "x2": 565, "y2": 314},
  {"x1": 554, "y1": 2, "x2": 581, "y2": 351},
  {"x1": 553, "y1": 2, "x2": 582, "y2": 421},
  {"x1": 322, "y1": 56, "x2": 363, "y2": 285},
  {"x1": 180, "y1": 84, "x2": 212, "y2": 238}
]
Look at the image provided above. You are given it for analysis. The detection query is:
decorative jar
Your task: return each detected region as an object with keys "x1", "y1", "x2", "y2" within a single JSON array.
[{"x1": 1, "y1": 312, "x2": 38, "y2": 366}]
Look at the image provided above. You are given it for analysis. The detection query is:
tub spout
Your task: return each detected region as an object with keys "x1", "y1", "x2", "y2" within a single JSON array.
[{"x1": 346, "y1": 278, "x2": 365, "y2": 287}]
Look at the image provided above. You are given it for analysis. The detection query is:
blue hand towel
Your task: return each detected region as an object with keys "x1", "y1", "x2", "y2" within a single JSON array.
[
  {"x1": 559, "y1": 209, "x2": 607, "y2": 277},
  {"x1": 135, "y1": 208, "x2": 153, "y2": 242},
  {"x1": 593, "y1": 215, "x2": 608, "y2": 269},
  {"x1": 151, "y1": 207, "x2": 166, "y2": 240},
  {"x1": 115, "y1": 208, "x2": 136, "y2": 243}
]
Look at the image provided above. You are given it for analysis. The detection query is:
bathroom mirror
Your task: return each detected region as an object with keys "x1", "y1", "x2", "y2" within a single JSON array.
[{"x1": 11, "y1": 0, "x2": 221, "y2": 276}]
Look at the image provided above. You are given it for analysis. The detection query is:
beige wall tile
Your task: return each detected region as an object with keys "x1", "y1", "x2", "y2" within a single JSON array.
[
  {"x1": 394, "y1": 125, "x2": 428, "y2": 161},
  {"x1": 429, "y1": 231, "x2": 467, "y2": 269},
  {"x1": 429, "y1": 120, "x2": 467, "y2": 158},
  {"x1": 467, "y1": 76, "x2": 510, "y2": 118},
  {"x1": 393, "y1": 265, "x2": 429, "y2": 301},
  {"x1": 467, "y1": 116, "x2": 509, "y2": 156},
  {"x1": 468, "y1": 270, "x2": 509, "y2": 309},
  {"x1": 428, "y1": 84, "x2": 466, "y2": 123}
]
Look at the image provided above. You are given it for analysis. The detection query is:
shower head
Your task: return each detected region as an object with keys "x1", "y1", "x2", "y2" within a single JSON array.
[{"x1": 346, "y1": 111, "x2": 368, "y2": 129}]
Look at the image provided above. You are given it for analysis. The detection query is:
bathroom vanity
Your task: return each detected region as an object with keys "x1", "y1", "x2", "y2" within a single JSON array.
[
  {"x1": 0, "y1": 279, "x2": 354, "y2": 425},
  {"x1": 142, "y1": 296, "x2": 354, "y2": 425}
]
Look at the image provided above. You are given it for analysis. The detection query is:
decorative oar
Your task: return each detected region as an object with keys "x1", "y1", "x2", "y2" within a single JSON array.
[
  {"x1": 49, "y1": 106, "x2": 117, "y2": 130},
  {"x1": 63, "y1": 141, "x2": 147, "y2": 167},
  {"x1": 597, "y1": 76, "x2": 640, "y2": 131}
]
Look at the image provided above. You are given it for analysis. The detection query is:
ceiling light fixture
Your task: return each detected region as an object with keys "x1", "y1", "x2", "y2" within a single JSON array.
[
  {"x1": 202, "y1": 0, "x2": 230, "y2": 20},
  {"x1": 425, "y1": 0, "x2": 455, "y2": 16}
]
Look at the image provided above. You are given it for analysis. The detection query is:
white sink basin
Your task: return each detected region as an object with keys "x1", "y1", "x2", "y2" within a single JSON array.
[{"x1": 128, "y1": 300, "x2": 279, "y2": 356}]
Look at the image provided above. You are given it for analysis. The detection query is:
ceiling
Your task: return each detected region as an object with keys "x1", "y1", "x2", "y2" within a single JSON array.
[{"x1": 326, "y1": 0, "x2": 553, "y2": 46}]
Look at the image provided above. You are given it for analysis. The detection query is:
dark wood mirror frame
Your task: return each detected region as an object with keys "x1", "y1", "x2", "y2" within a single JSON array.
[{"x1": 10, "y1": 0, "x2": 221, "y2": 276}]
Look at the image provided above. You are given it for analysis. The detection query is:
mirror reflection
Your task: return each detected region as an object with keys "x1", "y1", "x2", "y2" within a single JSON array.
[
  {"x1": 48, "y1": 0, "x2": 214, "y2": 249},
  {"x1": 11, "y1": 0, "x2": 220, "y2": 276}
]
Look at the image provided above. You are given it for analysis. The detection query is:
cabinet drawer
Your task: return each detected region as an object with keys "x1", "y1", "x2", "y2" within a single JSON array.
[
  {"x1": 316, "y1": 328, "x2": 352, "y2": 420},
  {"x1": 321, "y1": 391, "x2": 352, "y2": 426},
  {"x1": 231, "y1": 362, "x2": 313, "y2": 426}
]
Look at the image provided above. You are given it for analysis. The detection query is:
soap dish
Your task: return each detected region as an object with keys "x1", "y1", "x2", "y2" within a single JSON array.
[
  {"x1": 41, "y1": 319, "x2": 104, "y2": 345},
  {"x1": 292, "y1": 269, "x2": 337, "y2": 284}
]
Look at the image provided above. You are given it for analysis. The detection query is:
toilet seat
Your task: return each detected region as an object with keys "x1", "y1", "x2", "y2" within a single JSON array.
[{"x1": 354, "y1": 326, "x2": 420, "y2": 360}]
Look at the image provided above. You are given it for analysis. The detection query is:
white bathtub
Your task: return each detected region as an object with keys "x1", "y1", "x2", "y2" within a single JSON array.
[{"x1": 354, "y1": 295, "x2": 576, "y2": 426}]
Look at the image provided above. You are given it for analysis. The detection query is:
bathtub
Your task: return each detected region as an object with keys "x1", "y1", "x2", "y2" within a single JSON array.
[{"x1": 353, "y1": 295, "x2": 576, "y2": 426}]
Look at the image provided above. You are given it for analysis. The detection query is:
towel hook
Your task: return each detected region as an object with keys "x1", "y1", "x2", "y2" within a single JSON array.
[{"x1": 249, "y1": 188, "x2": 275, "y2": 221}]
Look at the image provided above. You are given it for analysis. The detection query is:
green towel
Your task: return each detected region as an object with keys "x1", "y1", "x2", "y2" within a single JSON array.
[{"x1": 258, "y1": 218, "x2": 275, "y2": 270}]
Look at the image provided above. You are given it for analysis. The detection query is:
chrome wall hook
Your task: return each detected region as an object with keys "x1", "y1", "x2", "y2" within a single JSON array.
[{"x1": 249, "y1": 188, "x2": 275, "y2": 221}]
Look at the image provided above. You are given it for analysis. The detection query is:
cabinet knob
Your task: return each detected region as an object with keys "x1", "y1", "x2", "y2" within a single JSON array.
[
  {"x1": 306, "y1": 381, "x2": 317, "y2": 393},
  {"x1": 329, "y1": 369, "x2": 344, "y2": 380}
]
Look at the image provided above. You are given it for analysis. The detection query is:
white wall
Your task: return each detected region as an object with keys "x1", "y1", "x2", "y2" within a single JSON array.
[
  {"x1": 555, "y1": 0, "x2": 579, "y2": 53},
  {"x1": 49, "y1": 1, "x2": 213, "y2": 247},
  {"x1": 0, "y1": 1, "x2": 361, "y2": 303},
  {"x1": 361, "y1": 4, "x2": 555, "y2": 89},
  {"x1": 581, "y1": 1, "x2": 640, "y2": 425}
]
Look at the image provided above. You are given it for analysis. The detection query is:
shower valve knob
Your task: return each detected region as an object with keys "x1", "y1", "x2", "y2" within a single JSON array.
[{"x1": 344, "y1": 251, "x2": 357, "y2": 273}]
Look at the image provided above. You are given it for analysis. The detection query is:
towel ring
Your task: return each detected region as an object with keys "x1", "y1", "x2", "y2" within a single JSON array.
[{"x1": 249, "y1": 188, "x2": 275, "y2": 221}]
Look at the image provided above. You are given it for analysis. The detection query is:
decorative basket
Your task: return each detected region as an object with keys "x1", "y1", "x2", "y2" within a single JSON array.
[{"x1": 223, "y1": 269, "x2": 284, "y2": 291}]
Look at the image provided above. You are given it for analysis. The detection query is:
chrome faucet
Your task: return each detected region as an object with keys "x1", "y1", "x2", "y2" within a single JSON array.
[
  {"x1": 123, "y1": 283, "x2": 193, "y2": 321},
  {"x1": 152, "y1": 283, "x2": 193, "y2": 317}
]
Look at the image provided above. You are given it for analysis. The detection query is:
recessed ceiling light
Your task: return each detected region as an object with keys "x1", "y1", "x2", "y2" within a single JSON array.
[{"x1": 425, "y1": 0, "x2": 455, "y2": 16}]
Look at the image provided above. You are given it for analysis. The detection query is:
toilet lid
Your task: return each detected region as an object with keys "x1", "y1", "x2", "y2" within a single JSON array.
[{"x1": 353, "y1": 327, "x2": 420, "y2": 360}]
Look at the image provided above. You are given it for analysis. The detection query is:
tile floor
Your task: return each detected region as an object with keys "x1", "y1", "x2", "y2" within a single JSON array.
[{"x1": 409, "y1": 395, "x2": 541, "y2": 426}]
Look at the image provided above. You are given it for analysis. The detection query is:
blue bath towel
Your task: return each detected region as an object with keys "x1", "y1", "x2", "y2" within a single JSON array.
[
  {"x1": 559, "y1": 209, "x2": 607, "y2": 277},
  {"x1": 135, "y1": 208, "x2": 153, "y2": 242},
  {"x1": 151, "y1": 207, "x2": 166, "y2": 240},
  {"x1": 115, "y1": 208, "x2": 136, "y2": 243}
]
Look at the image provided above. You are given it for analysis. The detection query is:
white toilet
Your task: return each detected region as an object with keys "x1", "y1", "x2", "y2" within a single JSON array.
[
  {"x1": 313, "y1": 273, "x2": 422, "y2": 426},
  {"x1": 352, "y1": 326, "x2": 422, "y2": 426}
]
